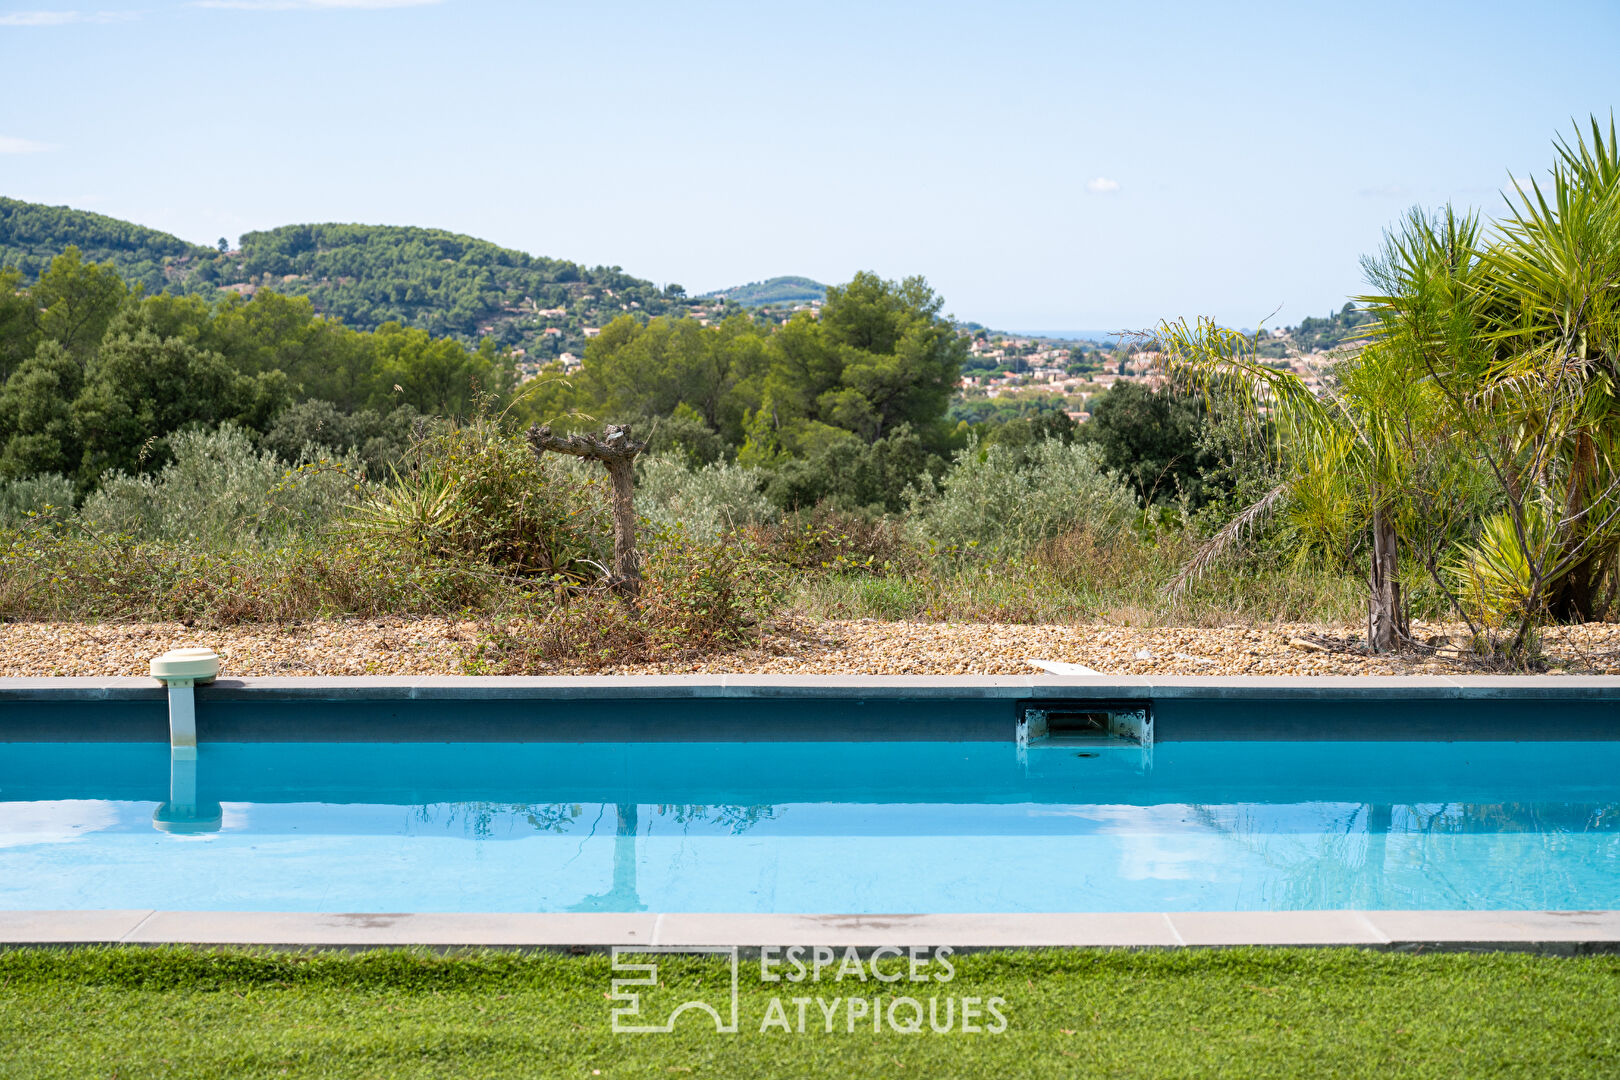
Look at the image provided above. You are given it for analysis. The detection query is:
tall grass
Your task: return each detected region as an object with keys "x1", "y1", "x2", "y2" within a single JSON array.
[
  {"x1": 0, "y1": 532, "x2": 488, "y2": 623},
  {"x1": 786, "y1": 526, "x2": 1367, "y2": 627}
]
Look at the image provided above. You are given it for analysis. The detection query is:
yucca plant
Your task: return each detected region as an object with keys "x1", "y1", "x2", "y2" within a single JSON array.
[
  {"x1": 345, "y1": 464, "x2": 465, "y2": 555},
  {"x1": 1445, "y1": 506, "x2": 1554, "y2": 631},
  {"x1": 343, "y1": 422, "x2": 614, "y2": 584}
]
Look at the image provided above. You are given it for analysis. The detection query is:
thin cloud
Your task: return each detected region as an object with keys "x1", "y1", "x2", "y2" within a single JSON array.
[
  {"x1": 192, "y1": 0, "x2": 442, "y2": 9},
  {"x1": 0, "y1": 9, "x2": 136, "y2": 24},
  {"x1": 0, "y1": 135, "x2": 58, "y2": 153},
  {"x1": 1085, "y1": 177, "x2": 1120, "y2": 194}
]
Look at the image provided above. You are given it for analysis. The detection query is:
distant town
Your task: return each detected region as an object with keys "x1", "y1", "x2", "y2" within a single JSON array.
[
  {"x1": 509, "y1": 292, "x2": 1349, "y2": 427},
  {"x1": 953, "y1": 323, "x2": 1341, "y2": 424}
]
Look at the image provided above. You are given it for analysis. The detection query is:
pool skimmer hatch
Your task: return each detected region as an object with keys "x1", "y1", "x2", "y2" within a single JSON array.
[{"x1": 1017, "y1": 701, "x2": 1153, "y2": 773}]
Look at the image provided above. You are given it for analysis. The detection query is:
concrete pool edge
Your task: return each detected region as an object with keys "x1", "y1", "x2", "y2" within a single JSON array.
[
  {"x1": 4, "y1": 910, "x2": 1619, "y2": 953},
  {"x1": 5, "y1": 673, "x2": 1620, "y2": 702}
]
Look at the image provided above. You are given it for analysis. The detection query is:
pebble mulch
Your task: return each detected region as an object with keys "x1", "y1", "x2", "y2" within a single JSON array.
[
  {"x1": 2, "y1": 616, "x2": 1618, "y2": 677},
  {"x1": 0, "y1": 617, "x2": 481, "y2": 678}
]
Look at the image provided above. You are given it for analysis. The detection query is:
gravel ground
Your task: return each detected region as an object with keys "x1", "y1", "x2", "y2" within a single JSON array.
[{"x1": 3, "y1": 616, "x2": 1618, "y2": 677}]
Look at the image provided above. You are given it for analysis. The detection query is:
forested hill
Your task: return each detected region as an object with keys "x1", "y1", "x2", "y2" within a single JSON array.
[
  {"x1": 1257, "y1": 301, "x2": 1378, "y2": 357},
  {"x1": 0, "y1": 197, "x2": 212, "y2": 293},
  {"x1": 0, "y1": 198, "x2": 705, "y2": 357},
  {"x1": 702, "y1": 276, "x2": 826, "y2": 306},
  {"x1": 2, "y1": 196, "x2": 1366, "y2": 360},
  {"x1": 208, "y1": 223, "x2": 702, "y2": 351}
]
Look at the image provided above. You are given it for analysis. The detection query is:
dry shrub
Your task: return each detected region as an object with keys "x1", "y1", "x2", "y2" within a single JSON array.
[
  {"x1": 1030, "y1": 526, "x2": 1166, "y2": 589},
  {"x1": 749, "y1": 504, "x2": 920, "y2": 575},
  {"x1": 0, "y1": 530, "x2": 489, "y2": 625},
  {"x1": 467, "y1": 529, "x2": 779, "y2": 672}
]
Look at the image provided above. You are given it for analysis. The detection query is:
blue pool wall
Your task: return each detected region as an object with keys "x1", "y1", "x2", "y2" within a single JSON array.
[{"x1": 1, "y1": 675, "x2": 1616, "y2": 742}]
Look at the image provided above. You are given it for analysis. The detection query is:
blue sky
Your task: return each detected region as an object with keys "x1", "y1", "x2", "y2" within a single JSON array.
[{"x1": 2, "y1": 0, "x2": 1617, "y2": 331}]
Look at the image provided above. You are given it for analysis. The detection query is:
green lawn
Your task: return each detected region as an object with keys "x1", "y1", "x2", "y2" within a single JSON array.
[{"x1": 2, "y1": 947, "x2": 1617, "y2": 1079}]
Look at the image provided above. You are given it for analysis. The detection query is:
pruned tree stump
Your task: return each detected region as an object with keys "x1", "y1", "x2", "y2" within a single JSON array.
[{"x1": 527, "y1": 423, "x2": 648, "y2": 595}]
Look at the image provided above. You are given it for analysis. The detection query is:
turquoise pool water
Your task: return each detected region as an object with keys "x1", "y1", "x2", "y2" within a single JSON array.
[{"x1": 1, "y1": 741, "x2": 1616, "y2": 912}]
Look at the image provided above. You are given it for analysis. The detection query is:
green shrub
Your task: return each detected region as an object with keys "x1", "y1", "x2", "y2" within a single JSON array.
[
  {"x1": 762, "y1": 425, "x2": 942, "y2": 513},
  {"x1": 344, "y1": 422, "x2": 611, "y2": 581},
  {"x1": 983, "y1": 408, "x2": 1078, "y2": 450},
  {"x1": 635, "y1": 453, "x2": 777, "y2": 540},
  {"x1": 642, "y1": 409, "x2": 726, "y2": 466},
  {"x1": 79, "y1": 425, "x2": 357, "y2": 545},
  {"x1": 911, "y1": 437, "x2": 1137, "y2": 553},
  {"x1": 259, "y1": 399, "x2": 423, "y2": 479},
  {"x1": 1078, "y1": 381, "x2": 1216, "y2": 505},
  {"x1": 0, "y1": 473, "x2": 75, "y2": 528}
]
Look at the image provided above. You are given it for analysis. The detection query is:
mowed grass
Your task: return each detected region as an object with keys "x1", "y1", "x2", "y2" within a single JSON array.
[{"x1": 3, "y1": 947, "x2": 1618, "y2": 1079}]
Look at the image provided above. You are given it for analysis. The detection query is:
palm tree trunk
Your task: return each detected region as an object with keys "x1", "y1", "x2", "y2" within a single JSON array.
[
  {"x1": 1368, "y1": 505, "x2": 1404, "y2": 652},
  {"x1": 1546, "y1": 431, "x2": 1609, "y2": 622},
  {"x1": 1547, "y1": 547, "x2": 1613, "y2": 623}
]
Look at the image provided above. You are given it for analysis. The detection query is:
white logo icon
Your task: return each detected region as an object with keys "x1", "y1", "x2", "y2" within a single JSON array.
[{"x1": 610, "y1": 946, "x2": 740, "y2": 1035}]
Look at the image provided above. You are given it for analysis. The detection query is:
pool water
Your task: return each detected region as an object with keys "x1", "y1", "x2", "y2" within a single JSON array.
[{"x1": 2, "y1": 741, "x2": 1617, "y2": 912}]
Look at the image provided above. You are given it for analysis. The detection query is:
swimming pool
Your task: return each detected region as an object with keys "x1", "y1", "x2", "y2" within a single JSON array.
[{"x1": 4, "y1": 738, "x2": 1616, "y2": 914}]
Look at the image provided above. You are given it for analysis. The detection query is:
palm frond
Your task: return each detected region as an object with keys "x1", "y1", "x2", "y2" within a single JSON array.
[{"x1": 1168, "y1": 483, "x2": 1288, "y2": 595}]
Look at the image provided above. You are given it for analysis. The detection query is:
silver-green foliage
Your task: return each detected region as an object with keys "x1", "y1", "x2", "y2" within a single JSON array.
[
  {"x1": 911, "y1": 438, "x2": 1137, "y2": 553},
  {"x1": 0, "y1": 473, "x2": 76, "y2": 528},
  {"x1": 80, "y1": 425, "x2": 357, "y2": 545},
  {"x1": 635, "y1": 453, "x2": 778, "y2": 540}
]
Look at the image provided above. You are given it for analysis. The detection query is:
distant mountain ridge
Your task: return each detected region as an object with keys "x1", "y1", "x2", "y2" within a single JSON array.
[
  {"x1": 701, "y1": 275, "x2": 827, "y2": 307},
  {"x1": 0, "y1": 196, "x2": 1351, "y2": 356},
  {"x1": 0, "y1": 198, "x2": 701, "y2": 358}
]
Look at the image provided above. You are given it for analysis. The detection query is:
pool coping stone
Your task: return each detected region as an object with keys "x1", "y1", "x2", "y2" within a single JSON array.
[
  {"x1": 3, "y1": 674, "x2": 1618, "y2": 703},
  {"x1": 4, "y1": 910, "x2": 1619, "y2": 952}
]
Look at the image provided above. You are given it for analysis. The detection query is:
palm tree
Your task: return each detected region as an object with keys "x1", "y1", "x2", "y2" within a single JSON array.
[
  {"x1": 1156, "y1": 313, "x2": 1436, "y2": 651},
  {"x1": 1361, "y1": 118, "x2": 1620, "y2": 636},
  {"x1": 1477, "y1": 117, "x2": 1620, "y2": 621},
  {"x1": 1163, "y1": 117, "x2": 1620, "y2": 660}
]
